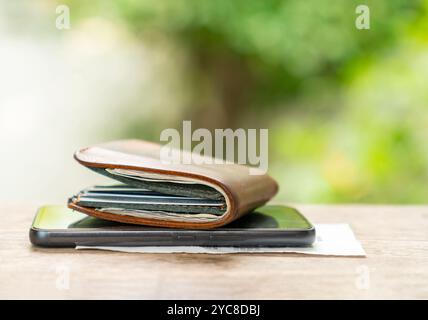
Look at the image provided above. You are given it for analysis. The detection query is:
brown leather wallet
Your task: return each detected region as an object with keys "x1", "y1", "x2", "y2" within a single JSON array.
[{"x1": 68, "y1": 139, "x2": 278, "y2": 229}]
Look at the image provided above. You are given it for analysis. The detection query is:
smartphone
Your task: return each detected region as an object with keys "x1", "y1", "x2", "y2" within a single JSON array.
[{"x1": 29, "y1": 205, "x2": 315, "y2": 248}]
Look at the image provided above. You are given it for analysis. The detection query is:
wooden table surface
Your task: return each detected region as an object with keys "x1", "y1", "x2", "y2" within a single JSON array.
[{"x1": 1, "y1": 204, "x2": 427, "y2": 299}]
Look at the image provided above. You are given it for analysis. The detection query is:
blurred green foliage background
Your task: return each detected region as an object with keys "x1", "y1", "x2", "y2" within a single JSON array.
[{"x1": 63, "y1": 0, "x2": 428, "y2": 203}]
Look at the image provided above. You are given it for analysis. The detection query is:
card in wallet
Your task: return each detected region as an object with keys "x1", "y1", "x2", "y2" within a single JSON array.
[{"x1": 68, "y1": 139, "x2": 278, "y2": 229}]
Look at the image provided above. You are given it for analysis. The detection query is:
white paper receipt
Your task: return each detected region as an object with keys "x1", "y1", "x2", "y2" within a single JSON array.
[{"x1": 76, "y1": 224, "x2": 366, "y2": 257}]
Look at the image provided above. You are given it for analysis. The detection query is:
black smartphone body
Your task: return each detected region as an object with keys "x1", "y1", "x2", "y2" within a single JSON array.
[{"x1": 29, "y1": 205, "x2": 315, "y2": 248}]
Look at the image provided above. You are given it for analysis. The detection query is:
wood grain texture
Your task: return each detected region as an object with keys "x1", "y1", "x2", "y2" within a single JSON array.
[{"x1": 0, "y1": 204, "x2": 427, "y2": 299}]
